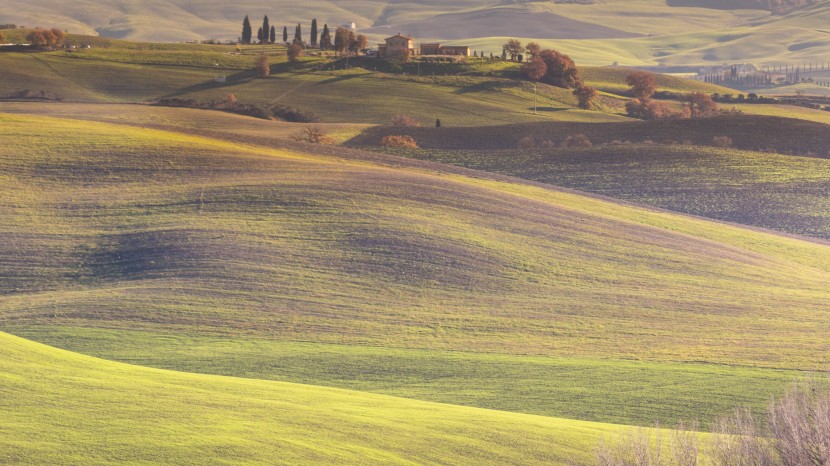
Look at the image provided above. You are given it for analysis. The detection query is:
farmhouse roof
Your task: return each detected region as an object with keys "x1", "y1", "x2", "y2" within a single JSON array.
[{"x1": 386, "y1": 33, "x2": 412, "y2": 40}]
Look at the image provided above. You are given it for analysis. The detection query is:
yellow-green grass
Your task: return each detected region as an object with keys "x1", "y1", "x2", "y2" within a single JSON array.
[
  {"x1": 0, "y1": 330, "x2": 626, "y2": 465},
  {"x1": 3, "y1": 111, "x2": 830, "y2": 371},
  {"x1": 8, "y1": 325, "x2": 800, "y2": 429},
  {"x1": 0, "y1": 50, "x2": 627, "y2": 124},
  {"x1": 378, "y1": 143, "x2": 830, "y2": 240},
  {"x1": 580, "y1": 67, "x2": 734, "y2": 96},
  {"x1": 736, "y1": 103, "x2": 830, "y2": 125},
  {"x1": 0, "y1": 102, "x2": 371, "y2": 144}
]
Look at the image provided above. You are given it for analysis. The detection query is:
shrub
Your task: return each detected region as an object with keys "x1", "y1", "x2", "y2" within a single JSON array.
[
  {"x1": 626, "y1": 98, "x2": 684, "y2": 120},
  {"x1": 381, "y1": 135, "x2": 418, "y2": 148},
  {"x1": 256, "y1": 52, "x2": 270, "y2": 78},
  {"x1": 573, "y1": 84, "x2": 598, "y2": 110},
  {"x1": 287, "y1": 43, "x2": 303, "y2": 63},
  {"x1": 222, "y1": 93, "x2": 237, "y2": 107},
  {"x1": 517, "y1": 135, "x2": 536, "y2": 149},
  {"x1": 713, "y1": 135, "x2": 733, "y2": 148},
  {"x1": 597, "y1": 380, "x2": 830, "y2": 466},
  {"x1": 684, "y1": 92, "x2": 718, "y2": 118},
  {"x1": 390, "y1": 114, "x2": 420, "y2": 127},
  {"x1": 292, "y1": 127, "x2": 334, "y2": 144},
  {"x1": 561, "y1": 134, "x2": 592, "y2": 148}
]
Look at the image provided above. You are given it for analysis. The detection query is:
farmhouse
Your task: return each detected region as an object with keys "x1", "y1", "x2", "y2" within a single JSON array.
[
  {"x1": 377, "y1": 33, "x2": 415, "y2": 59},
  {"x1": 419, "y1": 43, "x2": 470, "y2": 57},
  {"x1": 377, "y1": 34, "x2": 472, "y2": 59}
]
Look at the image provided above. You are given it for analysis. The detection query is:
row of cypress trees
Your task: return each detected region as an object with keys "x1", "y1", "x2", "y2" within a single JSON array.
[{"x1": 241, "y1": 16, "x2": 329, "y2": 47}]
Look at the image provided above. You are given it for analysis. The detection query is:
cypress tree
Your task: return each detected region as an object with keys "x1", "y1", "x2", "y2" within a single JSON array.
[
  {"x1": 257, "y1": 27, "x2": 263, "y2": 43},
  {"x1": 270, "y1": 26, "x2": 276, "y2": 44},
  {"x1": 262, "y1": 15, "x2": 270, "y2": 43},
  {"x1": 311, "y1": 18, "x2": 318, "y2": 47},
  {"x1": 242, "y1": 15, "x2": 252, "y2": 44},
  {"x1": 294, "y1": 23, "x2": 302, "y2": 45},
  {"x1": 283, "y1": 26, "x2": 288, "y2": 43},
  {"x1": 320, "y1": 24, "x2": 330, "y2": 50}
]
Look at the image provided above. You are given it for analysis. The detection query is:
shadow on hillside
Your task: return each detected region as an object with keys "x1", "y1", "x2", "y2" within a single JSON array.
[
  {"x1": 315, "y1": 74, "x2": 362, "y2": 86},
  {"x1": 158, "y1": 69, "x2": 256, "y2": 99},
  {"x1": 534, "y1": 107, "x2": 568, "y2": 112},
  {"x1": 453, "y1": 81, "x2": 517, "y2": 95}
]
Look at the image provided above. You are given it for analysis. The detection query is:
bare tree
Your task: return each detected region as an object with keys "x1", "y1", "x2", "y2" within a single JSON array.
[{"x1": 769, "y1": 381, "x2": 830, "y2": 466}]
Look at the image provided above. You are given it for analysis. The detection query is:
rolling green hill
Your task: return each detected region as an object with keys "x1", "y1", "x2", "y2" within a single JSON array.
[
  {"x1": 2, "y1": 108, "x2": 829, "y2": 435},
  {"x1": 0, "y1": 46, "x2": 630, "y2": 125},
  {"x1": 0, "y1": 330, "x2": 630, "y2": 465}
]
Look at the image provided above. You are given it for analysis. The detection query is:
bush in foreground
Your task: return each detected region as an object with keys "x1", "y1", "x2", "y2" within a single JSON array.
[{"x1": 596, "y1": 380, "x2": 830, "y2": 465}]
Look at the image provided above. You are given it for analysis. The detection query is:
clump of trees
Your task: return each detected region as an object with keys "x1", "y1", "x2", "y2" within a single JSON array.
[
  {"x1": 596, "y1": 380, "x2": 830, "y2": 465},
  {"x1": 331, "y1": 27, "x2": 367, "y2": 57},
  {"x1": 503, "y1": 39, "x2": 524, "y2": 62},
  {"x1": 624, "y1": 71, "x2": 719, "y2": 120},
  {"x1": 26, "y1": 28, "x2": 65, "y2": 47},
  {"x1": 0, "y1": 32, "x2": 5, "y2": 43},
  {"x1": 518, "y1": 41, "x2": 598, "y2": 110}
]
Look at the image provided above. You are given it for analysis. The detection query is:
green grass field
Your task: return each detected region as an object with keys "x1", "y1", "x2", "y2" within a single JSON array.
[
  {"x1": 2, "y1": 108, "x2": 830, "y2": 444},
  {"x1": 372, "y1": 142, "x2": 830, "y2": 240},
  {"x1": 0, "y1": 330, "x2": 632, "y2": 465}
]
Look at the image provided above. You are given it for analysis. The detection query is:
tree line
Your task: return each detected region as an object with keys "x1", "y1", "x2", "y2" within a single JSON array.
[{"x1": 240, "y1": 16, "x2": 366, "y2": 54}]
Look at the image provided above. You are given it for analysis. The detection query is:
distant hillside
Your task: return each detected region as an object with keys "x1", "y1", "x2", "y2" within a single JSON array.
[
  {"x1": 2, "y1": 0, "x2": 830, "y2": 65},
  {"x1": 667, "y1": 0, "x2": 819, "y2": 14}
]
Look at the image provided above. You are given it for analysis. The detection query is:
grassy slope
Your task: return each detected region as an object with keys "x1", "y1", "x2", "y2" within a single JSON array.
[
  {"x1": 378, "y1": 143, "x2": 830, "y2": 240},
  {"x1": 0, "y1": 46, "x2": 628, "y2": 125},
  {"x1": 0, "y1": 331, "x2": 623, "y2": 465},
  {"x1": 2, "y1": 110, "x2": 830, "y2": 430},
  {"x1": 0, "y1": 39, "x2": 749, "y2": 127}
]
